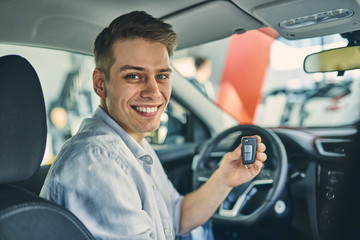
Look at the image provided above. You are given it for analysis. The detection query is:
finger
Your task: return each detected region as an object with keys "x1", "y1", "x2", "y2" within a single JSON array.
[
  {"x1": 253, "y1": 161, "x2": 262, "y2": 172},
  {"x1": 257, "y1": 142, "x2": 266, "y2": 153},
  {"x1": 256, "y1": 152, "x2": 267, "y2": 162},
  {"x1": 251, "y1": 135, "x2": 262, "y2": 144},
  {"x1": 225, "y1": 145, "x2": 242, "y2": 161},
  {"x1": 249, "y1": 161, "x2": 264, "y2": 173}
]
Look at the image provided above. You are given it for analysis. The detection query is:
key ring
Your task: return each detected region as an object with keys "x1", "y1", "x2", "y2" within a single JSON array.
[{"x1": 245, "y1": 164, "x2": 252, "y2": 169}]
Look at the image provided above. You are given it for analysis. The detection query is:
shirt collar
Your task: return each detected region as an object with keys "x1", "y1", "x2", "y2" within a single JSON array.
[{"x1": 92, "y1": 106, "x2": 153, "y2": 165}]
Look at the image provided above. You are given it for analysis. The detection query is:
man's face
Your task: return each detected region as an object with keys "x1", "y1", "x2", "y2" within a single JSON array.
[{"x1": 101, "y1": 38, "x2": 172, "y2": 143}]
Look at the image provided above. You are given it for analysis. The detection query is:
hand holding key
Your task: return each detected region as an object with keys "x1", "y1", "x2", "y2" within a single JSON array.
[{"x1": 218, "y1": 135, "x2": 267, "y2": 188}]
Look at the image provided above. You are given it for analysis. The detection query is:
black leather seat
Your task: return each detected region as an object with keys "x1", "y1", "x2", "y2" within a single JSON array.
[
  {"x1": 14, "y1": 164, "x2": 52, "y2": 195},
  {"x1": 0, "y1": 55, "x2": 95, "y2": 240}
]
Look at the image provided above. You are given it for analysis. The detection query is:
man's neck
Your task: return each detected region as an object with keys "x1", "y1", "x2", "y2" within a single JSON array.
[
  {"x1": 129, "y1": 132, "x2": 146, "y2": 145},
  {"x1": 99, "y1": 104, "x2": 145, "y2": 145}
]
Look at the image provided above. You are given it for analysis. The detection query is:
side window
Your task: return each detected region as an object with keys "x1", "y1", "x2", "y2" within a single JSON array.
[
  {"x1": 146, "y1": 97, "x2": 210, "y2": 147},
  {"x1": 0, "y1": 44, "x2": 96, "y2": 165}
]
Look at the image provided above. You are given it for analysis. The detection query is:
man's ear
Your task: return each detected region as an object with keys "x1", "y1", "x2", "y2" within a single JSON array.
[{"x1": 93, "y1": 68, "x2": 106, "y2": 98}]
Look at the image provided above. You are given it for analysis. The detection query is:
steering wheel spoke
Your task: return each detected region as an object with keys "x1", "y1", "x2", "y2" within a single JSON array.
[
  {"x1": 256, "y1": 168, "x2": 275, "y2": 181},
  {"x1": 219, "y1": 179, "x2": 274, "y2": 217}
]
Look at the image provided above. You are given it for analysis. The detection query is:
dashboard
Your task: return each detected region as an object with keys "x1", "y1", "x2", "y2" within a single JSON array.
[
  {"x1": 273, "y1": 126, "x2": 356, "y2": 240},
  {"x1": 199, "y1": 125, "x2": 357, "y2": 240}
]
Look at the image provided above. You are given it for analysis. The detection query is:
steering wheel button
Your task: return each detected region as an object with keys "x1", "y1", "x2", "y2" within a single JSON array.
[{"x1": 274, "y1": 200, "x2": 286, "y2": 215}]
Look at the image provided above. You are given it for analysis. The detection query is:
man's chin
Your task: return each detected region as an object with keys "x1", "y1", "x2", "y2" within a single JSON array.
[{"x1": 139, "y1": 123, "x2": 161, "y2": 134}]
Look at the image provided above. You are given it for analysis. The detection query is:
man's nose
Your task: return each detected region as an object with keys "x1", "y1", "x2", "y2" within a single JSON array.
[{"x1": 141, "y1": 76, "x2": 161, "y2": 99}]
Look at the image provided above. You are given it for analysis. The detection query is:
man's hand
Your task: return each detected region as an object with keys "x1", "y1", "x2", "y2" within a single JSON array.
[
  {"x1": 218, "y1": 135, "x2": 267, "y2": 188},
  {"x1": 179, "y1": 135, "x2": 267, "y2": 234}
]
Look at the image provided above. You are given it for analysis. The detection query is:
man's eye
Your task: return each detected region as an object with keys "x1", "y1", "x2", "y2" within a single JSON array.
[
  {"x1": 156, "y1": 74, "x2": 168, "y2": 80},
  {"x1": 126, "y1": 74, "x2": 140, "y2": 80}
]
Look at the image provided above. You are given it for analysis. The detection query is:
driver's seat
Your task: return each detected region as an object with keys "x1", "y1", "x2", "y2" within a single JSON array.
[{"x1": 0, "y1": 55, "x2": 95, "y2": 240}]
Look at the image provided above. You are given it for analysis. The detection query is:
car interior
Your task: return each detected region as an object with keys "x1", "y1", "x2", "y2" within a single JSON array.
[{"x1": 1, "y1": 0, "x2": 359, "y2": 240}]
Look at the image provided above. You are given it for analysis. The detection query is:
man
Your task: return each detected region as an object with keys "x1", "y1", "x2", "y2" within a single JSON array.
[
  {"x1": 40, "y1": 11, "x2": 267, "y2": 239},
  {"x1": 188, "y1": 57, "x2": 215, "y2": 99}
]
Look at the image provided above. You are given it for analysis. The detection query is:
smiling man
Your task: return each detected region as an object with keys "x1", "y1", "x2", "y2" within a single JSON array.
[
  {"x1": 93, "y1": 38, "x2": 172, "y2": 144},
  {"x1": 41, "y1": 11, "x2": 267, "y2": 240}
]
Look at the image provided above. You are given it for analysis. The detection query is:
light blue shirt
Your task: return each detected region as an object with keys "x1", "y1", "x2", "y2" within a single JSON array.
[{"x1": 40, "y1": 107, "x2": 183, "y2": 240}]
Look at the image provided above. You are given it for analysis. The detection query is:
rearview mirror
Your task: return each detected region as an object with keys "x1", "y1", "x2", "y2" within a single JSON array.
[{"x1": 304, "y1": 46, "x2": 360, "y2": 73}]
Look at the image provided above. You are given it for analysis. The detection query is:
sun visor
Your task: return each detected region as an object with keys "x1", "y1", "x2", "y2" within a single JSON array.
[{"x1": 163, "y1": 1, "x2": 264, "y2": 49}]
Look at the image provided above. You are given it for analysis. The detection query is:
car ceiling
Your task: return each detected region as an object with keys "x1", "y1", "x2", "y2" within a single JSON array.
[{"x1": 1, "y1": 0, "x2": 360, "y2": 55}]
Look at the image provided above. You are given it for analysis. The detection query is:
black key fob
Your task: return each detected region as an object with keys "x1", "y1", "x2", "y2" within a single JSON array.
[{"x1": 241, "y1": 137, "x2": 257, "y2": 165}]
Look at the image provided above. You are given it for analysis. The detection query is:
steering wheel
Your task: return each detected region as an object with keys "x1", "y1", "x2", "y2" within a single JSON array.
[{"x1": 193, "y1": 125, "x2": 288, "y2": 225}]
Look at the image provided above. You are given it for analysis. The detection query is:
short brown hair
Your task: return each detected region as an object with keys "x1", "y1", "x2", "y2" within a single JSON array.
[{"x1": 94, "y1": 11, "x2": 177, "y2": 79}]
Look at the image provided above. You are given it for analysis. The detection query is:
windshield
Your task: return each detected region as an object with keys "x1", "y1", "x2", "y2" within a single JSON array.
[
  {"x1": 2, "y1": 32, "x2": 360, "y2": 164},
  {"x1": 172, "y1": 29, "x2": 360, "y2": 128}
]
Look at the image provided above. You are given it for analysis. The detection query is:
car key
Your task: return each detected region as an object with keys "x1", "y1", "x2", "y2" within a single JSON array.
[{"x1": 241, "y1": 137, "x2": 257, "y2": 166}]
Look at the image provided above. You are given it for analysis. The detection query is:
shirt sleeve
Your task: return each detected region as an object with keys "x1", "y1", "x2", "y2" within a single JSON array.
[{"x1": 43, "y1": 146, "x2": 158, "y2": 240}]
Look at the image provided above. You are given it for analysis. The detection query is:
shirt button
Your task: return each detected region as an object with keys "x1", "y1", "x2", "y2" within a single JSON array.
[
  {"x1": 164, "y1": 228, "x2": 171, "y2": 235},
  {"x1": 152, "y1": 185, "x2": 156, "y2": 190},
  {"x1": 144, "y1": 156, "x2": 153, "y2": 164}
]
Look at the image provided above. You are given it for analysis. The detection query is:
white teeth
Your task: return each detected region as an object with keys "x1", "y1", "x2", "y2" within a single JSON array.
[{"x1": 136, "y1": 106, "x2": 157, "y2": 113}]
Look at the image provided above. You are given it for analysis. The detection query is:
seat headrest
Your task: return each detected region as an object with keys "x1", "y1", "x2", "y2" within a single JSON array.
[{"x1": 0, "y1": 55, "x2": 47, "y2": 184}]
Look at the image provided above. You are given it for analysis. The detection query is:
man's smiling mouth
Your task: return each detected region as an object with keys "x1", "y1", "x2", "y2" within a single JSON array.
[
  {"x1": 132, "y1": 105, "x2": 161, "y2": 114},
  {"x1": 136, "y1": 106, "x2": 158, "y2": 113}
]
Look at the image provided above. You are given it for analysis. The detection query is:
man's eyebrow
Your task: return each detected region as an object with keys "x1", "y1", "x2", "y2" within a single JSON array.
[
  {"x1": 119, "y1": 65, "x2": 144, "y2": 72},
  {"x1": 159, "y1": 68, "x2": 172, "y2": 73},
  {"x1": 119, "y1": 65, "x2": 172, "y2": 73}
]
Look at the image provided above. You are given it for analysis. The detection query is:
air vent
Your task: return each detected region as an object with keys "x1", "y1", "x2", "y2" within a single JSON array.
[{"x1": 315, "y1": 139, "x2": 351, "y2": 157}]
